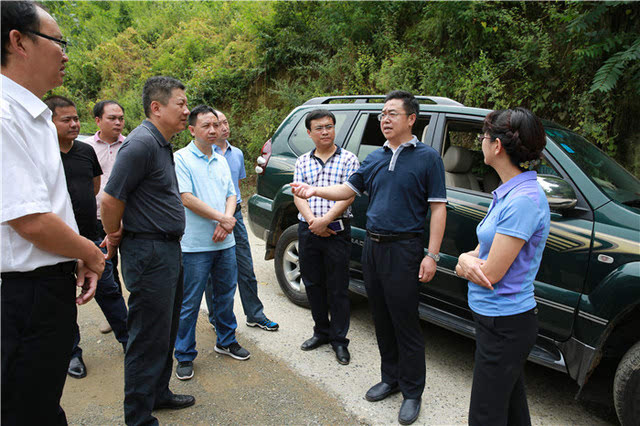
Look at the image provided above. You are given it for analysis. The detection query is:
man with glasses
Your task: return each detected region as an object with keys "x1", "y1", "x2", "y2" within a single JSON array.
[
  {"x1": 1, "y1": 2, "x2": 104, "y2": 424},
  {"x1": 293, "y1": 109, "x2": 359, "y2": 365},
  {"x1": 204, "y1": 110, "x2": 279, "y2": 333},
  {"x1": 88, "y1": 100, "x2": 127, "y2": 334},
  {"x1": 292, "y1": 91, "x2": 447, "y2": 424}
]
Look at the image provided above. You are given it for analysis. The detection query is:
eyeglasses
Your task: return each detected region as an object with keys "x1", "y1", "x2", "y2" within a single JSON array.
[
  {"x1": 24, "y1": 30, "x2": 68, "y2": 53},
  {"x1": 477, "y1": 134, "x2": 491, "y2": 144},
  {"x1": 377, "y1": 112, "x2": 410, "y2": 121},
  {"x1": 312, "y1": 124, "x2": 335, "y2": 132}
]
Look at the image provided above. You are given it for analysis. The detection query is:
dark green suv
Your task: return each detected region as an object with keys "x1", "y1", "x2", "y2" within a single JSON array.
[{"x1": 247, "y1": 95, "x2": 640, "y2": 425}]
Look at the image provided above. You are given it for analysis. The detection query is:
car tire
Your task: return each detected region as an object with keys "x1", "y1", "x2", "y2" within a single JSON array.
[
  {"x1": 614, "y1": 341, "x2": 640, "y2": 426},
  {"x1": 274, "y1": 224, "x2": 310, "y2": 308}
]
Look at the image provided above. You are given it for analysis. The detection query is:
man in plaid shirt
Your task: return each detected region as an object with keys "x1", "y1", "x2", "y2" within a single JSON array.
[{"x1": 293, "y1": 109, "x2": 359, "y2": 365}]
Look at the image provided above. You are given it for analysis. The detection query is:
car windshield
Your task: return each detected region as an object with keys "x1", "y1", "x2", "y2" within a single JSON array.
[{"x1": 545, "y1": 128, "x2": 640, "y2": 208}]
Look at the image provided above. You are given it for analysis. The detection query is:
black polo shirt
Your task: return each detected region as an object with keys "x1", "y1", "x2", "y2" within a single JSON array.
[
  {"x1": 61, "y1": 140, "x2": 102, "y2": 240},
  {"x1": 104, "y1": 120, "x2": 185, "y2": 235}
]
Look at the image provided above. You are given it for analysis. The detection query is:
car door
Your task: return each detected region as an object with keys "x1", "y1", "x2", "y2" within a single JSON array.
[{"x1": 425, "y1": 113, "x2": 592, "y2": 341}]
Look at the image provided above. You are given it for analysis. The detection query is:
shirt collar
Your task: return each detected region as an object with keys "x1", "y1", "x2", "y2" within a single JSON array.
[
  {"x1": 383, "y1": 135, "x2": 419, "y2": 150},
  {"x1": 1, "y1": 75, "x2": 50, "y2": 120},
  {"x1": 493, "y1": 171, "x2": 538, "y2": 200},
  {"x1": 310, "y1": 145, "x2": 341, "y2": 160},
  {"x1": 188, "y1": 141, "x2": 218, "y2": 160},
  {"x1": 213, "y1": 140, "x2": 231, "y2": 155},
  {"x1": 141, "y1": 119, "x2": 170, "y2": 147},
  {"x1": 94, "y1": 130, "x2": 125, "y2": 145}
]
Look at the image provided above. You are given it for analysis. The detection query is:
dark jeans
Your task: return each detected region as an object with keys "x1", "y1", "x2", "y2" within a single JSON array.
[
  {"x1": 71, "y1": 241, "x2": 129, "y2": 358},
  {"x1": 469, "y1": 308, "x2": 538, "y2": 426},
  {"x1": 298, "y1": 221, "x2": 351, "y2": 348},
  {"x1": 120, "y1": 237, "x2": 183, "y2": 426},
  {"x1": 1, "y1": 268, "x2": 77, "y2": 425},
  {"x1": 362, "y1": 236, "x2": 425, "y2": 399},
  {"x1": 206, "y1": 209, "x2": 266, "y2": 324}
]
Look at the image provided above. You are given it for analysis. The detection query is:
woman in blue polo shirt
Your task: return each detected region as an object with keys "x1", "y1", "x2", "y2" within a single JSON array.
[{"x1": 455, "y1": 107, "x2": 550, "y2": 426}]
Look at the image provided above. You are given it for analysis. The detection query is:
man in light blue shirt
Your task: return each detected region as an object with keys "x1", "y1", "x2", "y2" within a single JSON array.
[
  {"x1": 204, "y1": 110, "x2": 279, "y2": 332},
  {"x1": 173, "y1": 105, "x2": 251, "y2": 381}
]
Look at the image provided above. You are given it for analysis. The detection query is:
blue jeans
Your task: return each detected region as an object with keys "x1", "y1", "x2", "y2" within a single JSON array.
[
  {"x1": 176, "y1": 248, "x2": 238, "y2": 362},
  {"x1": 71, "y1": 241, "x2": 129, "y2": 359},
  {"x1": 206, "y1": 209, "x2": 266, "y2": 324}
]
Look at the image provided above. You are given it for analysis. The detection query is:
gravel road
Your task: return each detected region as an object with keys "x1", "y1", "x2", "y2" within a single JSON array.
[{"x1": 61, "y1": 206, "x2": 618, "y2": 425}]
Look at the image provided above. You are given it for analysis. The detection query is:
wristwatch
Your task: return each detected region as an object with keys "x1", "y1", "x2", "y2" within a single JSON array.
[{"x1": 426, "y1": 250, "x2": 440, "y2": 263}]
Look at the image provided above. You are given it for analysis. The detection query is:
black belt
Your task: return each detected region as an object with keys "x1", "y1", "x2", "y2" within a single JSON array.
[
  {"x1": 123, "y1": 231, "x2": 181, "y2": 242},
  {"x1": 235, "y1": 203, "x2": 242, "y2": 214},
  {"x1": 366, "y1": 230, "x2": 422, "y2": 243},
  {"x1": 1, "y1": 260, "x2": 77, "y2": 280}
]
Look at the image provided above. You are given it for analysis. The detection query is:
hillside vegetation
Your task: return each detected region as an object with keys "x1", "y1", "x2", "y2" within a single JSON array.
[{"x1": 48, "y1": 1, "x2": 640, "y2": 176}]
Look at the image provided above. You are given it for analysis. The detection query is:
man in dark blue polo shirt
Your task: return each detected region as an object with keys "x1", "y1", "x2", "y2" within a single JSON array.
[
  {"x1": 292, "y1": 90, "x2": 447, "y2": 425},
  {"x1": 101, "y1": 76, "x2": 194, "y2": 425}
]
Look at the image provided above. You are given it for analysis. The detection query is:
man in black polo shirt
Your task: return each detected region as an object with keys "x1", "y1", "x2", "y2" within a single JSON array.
[
  {"x1": 101, "y1": 76, "x2": 193, "y2": 425},
  {"x1": 292, "y1": 90, "x2": 447, "y2": 425},
  {"x1": 45, "y1": 95, "x2": 129, "y2": 380}
]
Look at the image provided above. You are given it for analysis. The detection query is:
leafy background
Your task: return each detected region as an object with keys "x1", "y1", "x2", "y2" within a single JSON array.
[{"x1": 48, "y1": 1, "x2": 640, "y2": 178}]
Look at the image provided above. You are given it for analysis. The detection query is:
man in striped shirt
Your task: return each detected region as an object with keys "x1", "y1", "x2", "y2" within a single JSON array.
[{"x1": 293, "y1": 109, "x2": 359, "y2": 365}]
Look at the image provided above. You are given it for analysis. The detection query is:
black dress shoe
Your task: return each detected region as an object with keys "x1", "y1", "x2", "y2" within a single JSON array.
[
  {"x1": 334, "y1": 346, "x2": 350, "y2": 365},
  {"x1": 67, "y1": 356, "x2": 86, "y2": 379},
  {"x1": 154, "y1": 394, "x2": 196, "y2": 410},
  {"x1": 398, "y1": 398, "x2": 421, "y2": 425},
  {"x1": 300, "y1": 335, "x2": 329, "y2": 351},
  {"x1": 365, "y1": 381, "x2": 400, "y2": 402}
]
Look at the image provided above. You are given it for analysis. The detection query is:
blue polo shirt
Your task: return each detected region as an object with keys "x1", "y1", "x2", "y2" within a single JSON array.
[
  {"x1": 468, "y1": 171, "x2": 550, "y2": 316},
  {"x1": 174, "y1": 141, "x2": 236, "y2": 252},
  {"x1": 346, "y1": 136, "x2": 447, "y2": 233},
  {"x1": 213, "y1": 140, "x2": 246, "y2": 204}
]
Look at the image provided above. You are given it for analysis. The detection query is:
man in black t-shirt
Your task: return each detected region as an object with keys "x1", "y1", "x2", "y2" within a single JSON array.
[{"x1": 45, "y1": 96, "x2": 129, "y2": 380}]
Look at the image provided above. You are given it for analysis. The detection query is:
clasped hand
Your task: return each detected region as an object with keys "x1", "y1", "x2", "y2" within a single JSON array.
[
  {"x1": 308, "y1": 217, "x2": 336, "y2": 237},
  {"x1": 456, "y1": 253, "x2": 493, "y2": 290}
]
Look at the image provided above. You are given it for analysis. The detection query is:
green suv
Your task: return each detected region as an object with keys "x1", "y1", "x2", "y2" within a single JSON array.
[{"x1": 247, "y1": 95, "x2": 640, "y2": 425}]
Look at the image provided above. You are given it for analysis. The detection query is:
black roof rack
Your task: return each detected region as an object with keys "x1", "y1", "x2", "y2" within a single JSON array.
[{"x1": 302, "y1": 95, "x2": 463, "y2": 107}]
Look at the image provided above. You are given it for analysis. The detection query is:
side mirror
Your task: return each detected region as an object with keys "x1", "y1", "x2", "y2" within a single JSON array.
[{"x1": 537, "y1": 175, "x2": 578, "y2": 210}]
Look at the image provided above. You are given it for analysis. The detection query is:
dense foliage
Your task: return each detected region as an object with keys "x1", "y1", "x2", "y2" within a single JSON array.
[{"x1": 48, "y1": 1, "x2": 640, "y2": 176}]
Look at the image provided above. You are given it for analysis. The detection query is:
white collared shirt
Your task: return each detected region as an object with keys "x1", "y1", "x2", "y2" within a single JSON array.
[{"x1": 1, "y1": 75, "x2": 78, "y2": 272}]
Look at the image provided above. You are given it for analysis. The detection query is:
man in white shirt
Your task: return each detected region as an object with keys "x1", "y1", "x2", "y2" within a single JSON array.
[{"x1": 1, "y1": 2, "x2": 104, "y2": 424}]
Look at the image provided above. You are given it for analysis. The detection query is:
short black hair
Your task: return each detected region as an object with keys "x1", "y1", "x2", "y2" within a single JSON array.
[
  {"x1": 93, "y1": 100, "x2": 125, "y2": 118},
  {"x1": 142, "y1": 76, "x2": 185, "y2": 118},
  {"x1": 188, "y1": 104, "x2": 217, "y2": 126},
  {"x1": 43, "y1": 95, "x2": 75, "y2": 117},
  {"x1": 1, "y1": 1, "x2": 44, "y2": 66},
  {"x1": 483, "y1": 107, "x2": 546, "y2": 170},
  {"x1": 304, "y1": 109, "x2": 336, "y2": 131},
  {"x1": 384, "y1": 90, "x2": 419, "y2": 120}
]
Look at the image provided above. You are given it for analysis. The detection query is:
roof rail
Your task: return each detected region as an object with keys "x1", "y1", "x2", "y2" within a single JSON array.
[{"x1": 303, "y1": 95, "x2": 463, "y2": 107}]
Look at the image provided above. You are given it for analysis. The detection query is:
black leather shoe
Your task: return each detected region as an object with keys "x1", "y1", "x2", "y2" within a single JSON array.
[
  {"x1": 67, "y1": 356, "x2": 87, "y2": 379},
  {"x1": 334, "y1": 346, "x2": 350, "y2": 365},
  {"x1": 154, "y1": 394, "x2": 195, "y2": 410},
  {"x1": 365, "y1": 381, "x2": 399, "y2": 402},
  {"x1": 398, "y1": 398, "x2": 421, "y2": 425},
  {"x1": 300, "y1": 335, "x2": 329, "y2": 351}
]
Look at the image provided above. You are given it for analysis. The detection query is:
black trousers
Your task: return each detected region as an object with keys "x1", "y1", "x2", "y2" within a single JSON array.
[
  {"x1": 72, "y1": 241, "x2": 129, "y2": 358},
  {"x1": 97, "y1": 219, "x2": 122, "y2": 290},
  {"x1": 362, "y1": 236, "x2": 425, "y2": 399},
  {"x1": 469, "y1": 308, "x2": 538, "y2": 426},
  {"x1": 120, "y1": 237, "x2": 183, "y2": 426},
  {"x1": 1, "y1": 268, "x2": 77, "y2": 425},
  {"x1": 297, "y1": 221, "x2": 351, "y2": 348}
]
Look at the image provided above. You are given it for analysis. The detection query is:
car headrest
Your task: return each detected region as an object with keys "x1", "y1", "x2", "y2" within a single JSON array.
[{"x1": 443, "y1": 146, "x2": 474, "y2": 173}]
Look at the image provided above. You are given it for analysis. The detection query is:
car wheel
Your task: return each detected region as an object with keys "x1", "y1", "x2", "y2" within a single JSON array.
[
  {"x1": 614, "y1": 341, "x2": 640, "y2": 425},
  {"x1": 274, "y1": 224, "x2": 310, "y2": 308}
]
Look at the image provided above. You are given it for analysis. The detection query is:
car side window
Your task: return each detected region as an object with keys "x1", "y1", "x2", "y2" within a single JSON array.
[
  {"x1": 442, "y1": 120, "x2": 493, "y2": 193},
  {"x1": 349, "y1": 113, "x2": 431, "y2": 162},
  {"x1": 288, "y1": 112, "x2": 349, "y2": 155}
]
